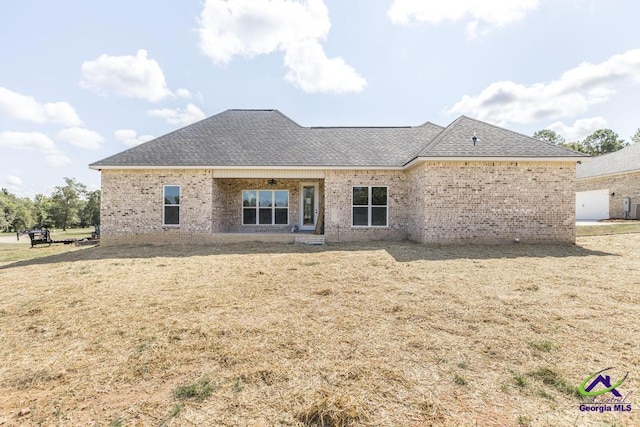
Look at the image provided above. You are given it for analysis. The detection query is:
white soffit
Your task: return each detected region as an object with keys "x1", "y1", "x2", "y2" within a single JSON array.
[{"x1": 212, "y1": 169, "x2": 325, "y2": 179}]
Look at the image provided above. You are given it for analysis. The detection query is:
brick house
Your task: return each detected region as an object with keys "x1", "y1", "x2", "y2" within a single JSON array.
[
  {"x1": 90, "y1": 109, "x2": 586, "y2": 244},
  {"x1": 576, "y1": 142, "x2": 640, "y2": 220}
]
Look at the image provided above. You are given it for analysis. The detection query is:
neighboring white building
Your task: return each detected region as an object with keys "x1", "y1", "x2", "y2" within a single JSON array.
[{"x1": 576, "y1": 143, "x2": 640, "y2": 220}]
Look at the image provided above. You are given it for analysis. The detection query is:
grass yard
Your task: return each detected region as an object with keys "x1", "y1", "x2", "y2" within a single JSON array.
[
  {"x1": 576, "y1": 221, "x2": 640, "y2": 237},
  {"x1": 0, "y1": 233, "x2": 639, "y2": 426}
]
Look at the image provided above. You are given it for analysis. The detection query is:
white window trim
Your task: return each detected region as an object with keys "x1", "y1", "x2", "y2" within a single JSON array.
[
  {"x1": 242, "y1": 189, "x2": 290, "y2": 226},
  {"x1": 351, "y1": 186, "x2": 389, "y2": 228},
  {"x1": 163, "y1": 184, "x2": 180, "y2": 227}
]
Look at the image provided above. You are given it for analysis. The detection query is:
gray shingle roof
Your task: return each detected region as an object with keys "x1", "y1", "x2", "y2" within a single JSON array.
[
  {"x1": 417, "y1": 116, "x2": 587, "y2": 158},
  {"x1": 90, "y1": 109, "x2": 586, "y2": 169},
  {"x1": 577, "y1": 142, "x2": 640, "y2": 178}
]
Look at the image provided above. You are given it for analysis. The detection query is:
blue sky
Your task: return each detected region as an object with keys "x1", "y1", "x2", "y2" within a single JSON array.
[{"x1": 1, "y1": 0, "x2": 639, "y2": 196}]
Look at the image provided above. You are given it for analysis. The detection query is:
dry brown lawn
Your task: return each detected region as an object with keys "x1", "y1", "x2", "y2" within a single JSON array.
[{"x1": 0, "y1": 235, "x2": 639, "y2": 426}]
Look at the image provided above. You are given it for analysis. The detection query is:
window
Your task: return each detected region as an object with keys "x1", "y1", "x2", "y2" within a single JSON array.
[
  {"x1": 243, "y1": 190, "x2": 288, "y2": 225},
  {"x1": 163, "y1": 185, "x2": 180, "y2": 226},
  {"x1": 352, "y1": 186, "x2": 388, "y2": 227}
]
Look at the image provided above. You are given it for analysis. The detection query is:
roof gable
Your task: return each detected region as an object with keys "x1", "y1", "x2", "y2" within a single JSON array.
[{"x1": 416, "y1": 116, "x2": 586, "y2": 158}]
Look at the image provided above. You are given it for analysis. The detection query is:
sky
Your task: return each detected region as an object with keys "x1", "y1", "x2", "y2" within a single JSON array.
[{"x1": 1, "y1": 0, "x2": 639, "y2": 197}]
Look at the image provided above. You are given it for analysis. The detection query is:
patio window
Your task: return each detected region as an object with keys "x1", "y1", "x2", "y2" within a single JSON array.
[
  {"x1": 243, "y1": 190, "x2": 289, "y2": 225},
  {"x1": 352, "y1": 186, "x2": 388, "y2": 227},
  {"x1": 163, "y1": 185, "x2": 180, "y2": 226}
]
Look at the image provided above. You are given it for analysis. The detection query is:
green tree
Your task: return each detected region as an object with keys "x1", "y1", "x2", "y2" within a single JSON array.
[
  {"x1": 582, "y1": 129, "x2": 627, "y2": 156},
  {"x1": 631, "y1": 128, "x2": 640, "y2": 144},
  {"x1": 532, "y1": 129, "x2": 591, "y2": 153},
  {"x1": 532, "y1": 129, "x2": 566, "y2": 145},
  {"x1": 12, "y1": 197, "x2": 34, "y2": 231},
  {"x1": 32, "y1": 193, "x2": 52, "y2": 228},
  {"x1": 80, "y1": 189, "x2": 100, "y2": 226},
  {"x1": 0, "y1": 189, "x2": 17, "y2": 232},
  {"x1": 48, "y1": 178, "x2": 87, "y2": 230},
  {"x1": 560, "y1": 141, "x2": 590, "y2": 154},
  {"x1": 0, "y1": 189, "x2": 35, "y2": 231}
]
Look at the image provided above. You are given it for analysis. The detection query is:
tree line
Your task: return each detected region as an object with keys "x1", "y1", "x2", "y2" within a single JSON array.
[
  {"x1": 0, "y1": 178, "x2": 99, "y2": 232},
  {"x1": 532, "y1": 127, "x2": 640, "y2": 156}
]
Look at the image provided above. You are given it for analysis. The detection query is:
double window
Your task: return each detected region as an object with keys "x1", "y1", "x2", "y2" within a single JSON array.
[
  {"x1": 243, "y1": 190, "x2": 289, "y2": 225},
  {"x1": 353, "y1": 186, "x2": 388, "y2": 227},
  {"x1": 163, "y1": 185, "x2": 180, "y2": 226}
]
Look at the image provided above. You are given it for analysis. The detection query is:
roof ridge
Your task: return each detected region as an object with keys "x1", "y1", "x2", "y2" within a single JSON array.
[
  {"x1": 418, "y1": 121, "x2": 445, "y2": 128},
  {"x1": 227, "y1": 108, "x2": 275, "y2": 111},
  {"x1": 225, "y1": 109, "x2": 302, "y2": 127},
  {"x1": 309, "y1": 126, "x2": 413, "y2": 129},
  {"x1": 271, "y1": 109, "x2": 302, "y2": 127},
  {"x1": 309, "y1": 121, "x2": 446, "y2": 130},
  {"x1": 415, "y1": 115, "x2": 466, "y2": 157},
  {"x1": 400, "y1": 121, "x2": 453, "y2": 165}
]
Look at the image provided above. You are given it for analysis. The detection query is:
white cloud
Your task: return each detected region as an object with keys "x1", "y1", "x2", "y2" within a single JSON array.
[
  {"x1": 45, "y1": 154, "x2": 72, "y2": 167},
  {"x1": 198, "y1": 0, "x2": 329, "y2": 63},
  {"x1": 0, "y1": 131, "x2": 70, "y2": 166},
  {"x1": 114, "y1": 129, "x2": 155, "y2": 147},
  {"x1": 80, "y1": 49, "x2": 172, "y2": 102},
  {"x1": 447, "y1": 49, "x2": 640, "y2": 125},
  {"x1": 388, "y1": 0, "x2": 540, "y2": 38},
  {"x1": 197, "y1": 0, "x2": 366, "y2": 94},
  {"x1": 0, "y1": 86, "x2": 83, "y2": 126},
  {"x1": 148, "y1": 103, "x2": 207, "y2": 126},
  {"x1": 56, "y1": 127, "x2": 105, "y2": 150},
  {"x1": 284, "y1": 40, "x2": 367, "y2": 94},
  {"x1": 0, "y1": 131, "x2": 57, "y2": 152},
  {"x1": 547, "y1": 117, "x2": 608, "y2": 142},
  {"x1": 3, "y1": 175, "x2": 23, "y2": 193},
  {"x1": 176, "y1": 88, "x2": 192, "y2": 99}
]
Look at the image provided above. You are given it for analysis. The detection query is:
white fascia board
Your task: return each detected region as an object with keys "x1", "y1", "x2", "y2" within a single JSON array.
[
  {"x1": 90, "y1": 158, "x2": 586, "y2": 172},
  {"x1": 404, "y1": 156, "x2": 588, "y2": 169},
  {"x1": 89, "y1": 164, "x2": 405, "y2": 171}
]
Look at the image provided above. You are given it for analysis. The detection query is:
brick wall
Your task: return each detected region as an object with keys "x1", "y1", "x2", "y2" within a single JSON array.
[
  {"x1": 576, "y1": 171, "x2": 640, "y2": 219},
  {"x1": 323, "y1": 170, "x2": 408, "y2": 242},
  {"x1": 101, "y1": 169, "x2": 214, "y2": 244},
  {"x1": 101, "y1": 162, "x2": 577, "y2": 245},
  {"x1": 409, "y1": 161, "x2": 576, "y2": 243},
  {"x1": 213, "y1": 178, "x2": 323, "y2": 233},
  {"x1": 101, "y1": 172, "x2": 326, "y2": 244},
  {"x1": 406, "y1": 164, "x2": 427, "y2": 242}
]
